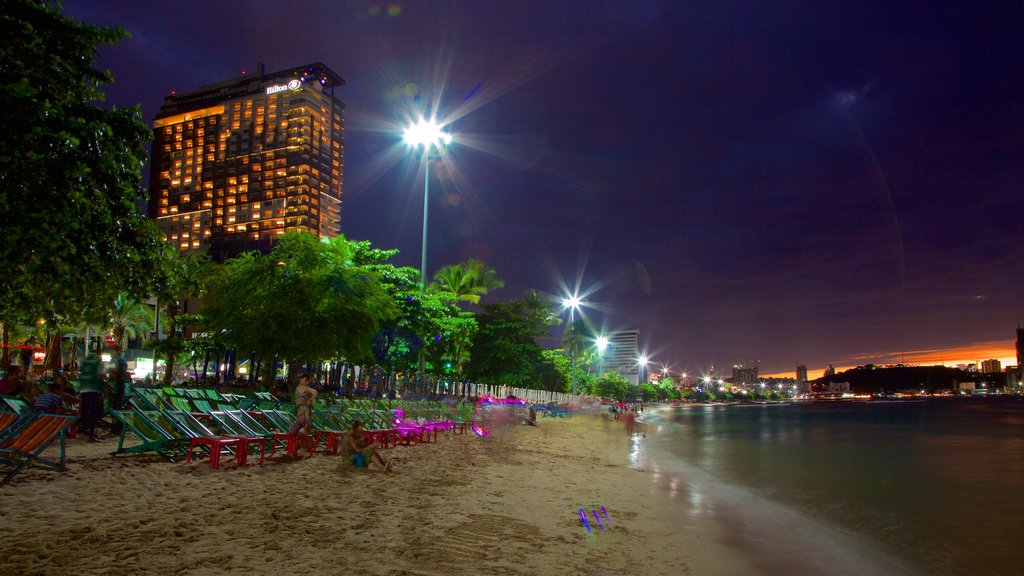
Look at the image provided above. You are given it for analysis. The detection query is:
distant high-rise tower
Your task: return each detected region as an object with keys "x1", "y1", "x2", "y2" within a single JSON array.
[
  {"x1": 980, "y1": 359, "x2": 1002, "y2": 374},
  {"x1": 732, "y1": 360, "x2": 759, "y2": 385},
  {"x1": 823, "y1": 364, "x2": 836, "y2": 378},
  {"x1": 1017, "y1": 326, "x2": 1023, "y2": 368},
  {"x1": 149, "y1": 62, "x2": 345, "y2": 259},
  {"x1": 796, "y1": 364, "x2": 808, "y2": 383},
  {"x1": 602, "y1": 329, "x2": 641, "y2": 385}
]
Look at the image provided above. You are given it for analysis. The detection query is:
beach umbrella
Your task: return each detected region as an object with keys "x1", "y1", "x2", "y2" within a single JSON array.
[
  {"x1": 43, "y1": 328, "x2": 63, "y2": 371},
  {"x1": 67, "y1": 336, "x2": 78, "y2": 370}
]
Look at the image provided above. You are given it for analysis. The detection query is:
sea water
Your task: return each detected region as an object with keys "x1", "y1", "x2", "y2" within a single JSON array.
[{"x1": 637, "y1": 398, "x2": 1024, "y2": 575}]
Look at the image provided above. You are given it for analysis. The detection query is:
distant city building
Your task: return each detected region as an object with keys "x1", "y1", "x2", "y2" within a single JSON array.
[
  {"x1": 1017, "y1": 326, "x2": 1024, "y2": 372},
  {"x1": 732, "y1": 360, "x2": 759, "y2": 385},
  {"x1": 823, "y1": 364, "x2": 836, "y2": 378},
  {"x1": 149, "y1": 62, "x2": 345, "y2": 259},
  {"x1": 980, "y1": 359, "x2": 1002, "y2": 373},
  {"x1": 796, "y1": 364, "x2": 808, "y2": 383},
  {"x1": 600, "y1": 329, "x2": 641, "y2": 385}
]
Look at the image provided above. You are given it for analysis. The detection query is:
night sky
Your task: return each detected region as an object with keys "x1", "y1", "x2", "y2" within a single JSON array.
[{"x1": 64, "y1": 1, "x2": 1023, "y2": 377}]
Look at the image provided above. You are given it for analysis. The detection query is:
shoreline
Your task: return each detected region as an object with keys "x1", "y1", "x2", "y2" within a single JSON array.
[{"x1": 0, "y1": 412, "x2": 757, "y2": 575}]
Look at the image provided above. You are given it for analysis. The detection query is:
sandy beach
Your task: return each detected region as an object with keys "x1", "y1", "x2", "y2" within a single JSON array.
[{"x1": 1, "y1": 411, "x2": 754, "y2": 575}]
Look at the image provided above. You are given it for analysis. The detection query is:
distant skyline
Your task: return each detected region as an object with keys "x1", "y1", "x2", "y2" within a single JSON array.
[{"x1": 64, "y1": 1, "x2": 1024, "y2": 376}]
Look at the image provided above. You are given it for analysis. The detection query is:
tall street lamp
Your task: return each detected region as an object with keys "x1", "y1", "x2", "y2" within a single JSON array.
[
  {"x1": 403, "y1": 118, "x2": 453, "y2": 296},
  {"x1": 404, "y1": 118, "x2": 452, "y2": 391},
  {"x1": 637, "y1": 354, "x2": 649, "y2": 387},
  {"x1": 562, "y1": 294, "x2": 582, "y2": 396}
]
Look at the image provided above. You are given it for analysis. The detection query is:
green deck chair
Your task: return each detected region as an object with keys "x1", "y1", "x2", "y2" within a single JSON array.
[{"x1": 110, "y1": 409, "x2": 190, "y2": 461}]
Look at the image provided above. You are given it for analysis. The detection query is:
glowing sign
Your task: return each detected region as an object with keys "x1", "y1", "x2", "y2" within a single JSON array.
[{"x1": 266, "y1": 79, "x2": 302, "y2": 95}]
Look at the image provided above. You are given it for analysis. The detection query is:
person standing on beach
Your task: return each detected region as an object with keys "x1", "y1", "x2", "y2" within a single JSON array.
[
  {"x1": 287, "y1": 373, "x2": 317, "y2": 435},
  {"x1": 78, "y1": 353, "x2": 104, "y2": 441}
]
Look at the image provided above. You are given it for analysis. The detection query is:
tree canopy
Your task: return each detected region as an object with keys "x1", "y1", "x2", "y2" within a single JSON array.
[
  {"x1": 0, "y1": 0, "x2": 165, "y2": 325},
  {"x1": 201, "y1": 233, "x2": 398, "y2": 371}
]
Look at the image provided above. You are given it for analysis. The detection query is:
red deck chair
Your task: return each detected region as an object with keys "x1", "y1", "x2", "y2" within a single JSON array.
[{"x1": 1, "y1": 413, "x2": 77, "y2": 484}]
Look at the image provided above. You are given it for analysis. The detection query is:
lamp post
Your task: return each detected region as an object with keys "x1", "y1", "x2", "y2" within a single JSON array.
[
  {"x1": 404, "y1": 119, "x2": 452, "y2": 391},
  {"x1": 562, "y1": 295, "x2": 582, "y2": 396},
  {"x1": 403, "y1": 118, "x2": 453, "y2": 296}
]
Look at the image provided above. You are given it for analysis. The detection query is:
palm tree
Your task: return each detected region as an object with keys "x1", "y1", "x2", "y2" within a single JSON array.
[
  {"x1": 430, "y1": 259, "x2": 505, "y2": 306},
  {"x1": 154, "y1": 250, "x2": 210, "y2": 384},
  {"x1": 107, "y1": 292, "x2": 154, "y2": 354}
]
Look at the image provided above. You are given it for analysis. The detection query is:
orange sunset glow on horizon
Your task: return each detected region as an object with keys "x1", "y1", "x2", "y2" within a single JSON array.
[{"x1": 761, "y1": 340, "x2": 1019, "y2": 380}]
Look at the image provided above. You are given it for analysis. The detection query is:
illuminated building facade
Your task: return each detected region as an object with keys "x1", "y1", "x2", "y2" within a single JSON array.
[
  {"x1": 731, "y1": 360, "x2": 759, "y2": 385},
  {"x1": 980, "y1": 359, "x2": 1001, "y2": 374},
  {"x1": 1017, "y1": 327, "x2": 1024, "y2": 369},
  {"x1": 149, "y1": 63, "x2": 344, "y2": 258},
  {"x1": 602, "y1": 329, "x2": 641, "y2": 385}
]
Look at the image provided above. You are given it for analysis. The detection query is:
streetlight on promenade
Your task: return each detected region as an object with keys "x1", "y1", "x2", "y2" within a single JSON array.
[
  {"x1": 403, "y1": 118, "x2": 453, "y2": 296},
  {"x1": 562, "y1": 294, "x2": 582, "y2": 396},
  {"x1": 404, "y1": 118, "x2": 452, "y2": 391}
]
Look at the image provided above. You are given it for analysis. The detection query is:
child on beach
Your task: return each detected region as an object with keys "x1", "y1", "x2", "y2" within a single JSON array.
[{"x1": 344, "y1": 420, "x2": 389, "y2": 470}]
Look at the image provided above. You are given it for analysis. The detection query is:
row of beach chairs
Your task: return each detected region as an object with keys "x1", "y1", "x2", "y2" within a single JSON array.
[{"x1": 113, "y1": 386, "x2": 467, "y2": 468}]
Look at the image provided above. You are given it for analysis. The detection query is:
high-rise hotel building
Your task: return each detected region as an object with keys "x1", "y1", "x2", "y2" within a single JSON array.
[{"x1": 149, "y1": 63, "x2": 344, "y2": 258}]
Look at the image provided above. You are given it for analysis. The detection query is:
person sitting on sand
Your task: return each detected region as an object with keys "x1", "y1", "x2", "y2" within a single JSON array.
[
  {"x1": 343, "y1": 420, "x2": 388, "y2": 469},
  {"x1": 287, "y1": 373, "x2": 317, "y2": 435},
  {"x1": 524, "y1": 404, "x2": 538, "y2": 426},
  {"x1": 33, "y1": 380, "x2": 65, "y2": 414}
]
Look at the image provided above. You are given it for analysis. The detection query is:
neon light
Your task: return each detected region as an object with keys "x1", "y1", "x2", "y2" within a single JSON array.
[
  {"x1": 591, "y1": 509, "x2": 604, "y2": 531},
  {"x1": 471, "y1": 395, "x2": 528, "y2": 437},
  {"x1": 266, "y1": 79, "x2": 302, "y2": 95},
  {"x1": 578, "y1": 508, "x2": 591, "y2": 534}
]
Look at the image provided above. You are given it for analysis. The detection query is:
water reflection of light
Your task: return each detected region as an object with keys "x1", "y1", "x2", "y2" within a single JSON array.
[{"x1": 629, "y1": 433, "x2": 643, "y2": 467}]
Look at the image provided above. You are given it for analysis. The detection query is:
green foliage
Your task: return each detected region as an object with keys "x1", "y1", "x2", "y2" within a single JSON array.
[
  {"x1": 107, "y1": 292, "x2": 154, "y2": 354},
  {"x1": 0, "y1": 1, "x2": 166, "y2": 325},
  {"x1": 594, "y1": 372, "x2": 632, "y2": 401},
  {"x1": 639, "y1": 382, "x2": 658, "y2": 401},
  {"x1": 150, "y1": 249, "x2": 213, "y2": 384},
  {"x1": 463, "y1": 294, "x2": 557, "y2": 387},
  {"x1": 201, "y1": 232, "x2": 397, "y2": 367},
  {"x1": 430, "y1": 258, "x2": 505, "y2": 306}
]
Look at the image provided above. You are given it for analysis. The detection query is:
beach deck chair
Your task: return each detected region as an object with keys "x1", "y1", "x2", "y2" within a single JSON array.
[
  {"x1": 110, "y1": 409, "x2": 190, "y2": 462},
  {"x1": 1, "y1": 413, "x2": 77, "y2": 484},
  {"x1": 210, "y1": 410, "x2": 290, "y2": 458},
  {"x1": 309, "y1": 409, "x2": 349, "y2": 454},
  {"x1": 0, "y1": 410, "x2": 29, "y2": 442},
  {"x1": 256, "y1": 409, "x2": 315, "y2": 458},
  {"x1": 179, "y1": 410, "x2": 262, "y2": 466},
  {"x1": 1, "y1": 395, "x2": 33, "y2": 415}
]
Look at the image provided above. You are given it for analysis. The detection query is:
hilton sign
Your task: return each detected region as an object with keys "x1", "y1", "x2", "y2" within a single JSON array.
[{"x1": 266, "y1": 79, "x2": 302, "y2": 95}]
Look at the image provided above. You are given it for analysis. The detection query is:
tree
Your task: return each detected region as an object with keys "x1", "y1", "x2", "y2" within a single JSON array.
[
  {"x1": 151, "y1": 248, "x2": 212, "y2": 385},
  {"x1": 107, "y1": 292, "x2": 154, "y2": 354},
  {"x1": 594, "y1": 372, "x2": 631, "y2": 401},
  {"x1": 464, "y1": 294, "x2": 557, "y2": 387},
  {"x1": 0, "y1": 1, "x2": 166, "y2": 325},
  {"x1": 201, "y1": 233, "x2": 397, "y2": 386},
  {"x1": 430, "y1": 259, "x2": 505, "y2": 306}
]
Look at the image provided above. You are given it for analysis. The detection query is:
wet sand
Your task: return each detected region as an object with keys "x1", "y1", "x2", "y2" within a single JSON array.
[{"x1": 0, "y1": 412, "x2": 753, "y2": 575}]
